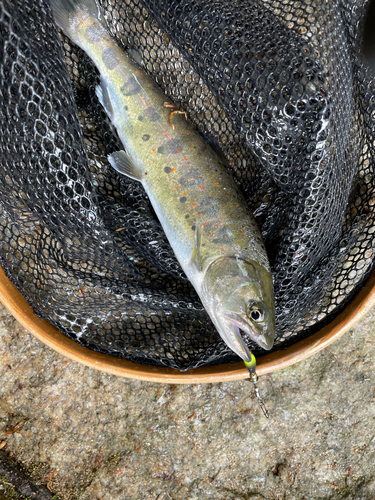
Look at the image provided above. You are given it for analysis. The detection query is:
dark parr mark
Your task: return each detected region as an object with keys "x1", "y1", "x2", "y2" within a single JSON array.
[
  {"x1": 185, "y1": 214, "x2": 190, "y2": 218},
  {"x1": 138, "y1": 107, "x2": 160, "y2": 123},
  {"x1": 191, "y1": 225, "x2": 196, "y2": 231},
  {"x1": 120, "y1": 76, "x2": 141, "y2": 96},
  {"x1": 164, "y1": 166, "x2": 171, "y2": 173},
  {"x1": 146, "y1": 107, "x2": 160, "y2": 122},
  {"x1": 180, "y1": 197, "x2": 187, "y2": 203},
  {"x1": 142, "y1": 134, "x2": 150, "y2": 141},
  {"x1": 158, "y1": 139, "x2": 183, "y2": 155},
  {"x1": 102, "y1": 48, "x2": 119, "y2": 70}
]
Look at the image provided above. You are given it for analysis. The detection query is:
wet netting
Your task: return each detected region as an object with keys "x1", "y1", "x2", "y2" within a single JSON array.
[{"x1": 0, "y1": 0, "x2": 374, "y2": 370}]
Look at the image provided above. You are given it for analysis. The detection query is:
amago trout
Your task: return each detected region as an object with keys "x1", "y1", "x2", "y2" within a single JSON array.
[{"x1": 50, "y1": 0, "x2": 275, "y2": 369}]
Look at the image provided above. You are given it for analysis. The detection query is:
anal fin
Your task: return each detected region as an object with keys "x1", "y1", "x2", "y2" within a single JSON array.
[
  {"x1": 96, "y1": 77, "x2": 114, "y2": 119},
  {"x1": 108, "y1": 150, "x2": 143, "y2": 182}
]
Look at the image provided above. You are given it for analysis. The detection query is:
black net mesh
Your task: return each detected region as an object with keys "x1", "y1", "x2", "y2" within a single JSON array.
[{"x1": 0, "y1": 0, "x2": 374, "y2": 370}]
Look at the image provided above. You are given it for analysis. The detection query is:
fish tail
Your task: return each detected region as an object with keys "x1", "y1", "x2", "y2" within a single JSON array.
[{"x1": 50, "y1": 0, "x2": 107, "y2": 43}]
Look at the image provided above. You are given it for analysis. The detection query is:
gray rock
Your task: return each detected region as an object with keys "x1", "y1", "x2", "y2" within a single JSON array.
[{"x1": 0, "y1": 302, "x2": 374, "y2": 499}]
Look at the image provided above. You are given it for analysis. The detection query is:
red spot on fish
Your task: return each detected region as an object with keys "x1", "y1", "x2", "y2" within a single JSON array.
[
  {"x1": 220, "y1": 248, "x2": 226, "y2": 252},
  {"x1": 79, "y1": 289, "x2": 84, "y2": 297},
  {"x1": 171, "y1": 168, "x2": 175, "y2": 172},
  {"x1": 183, "y1": 191, "x2": 186, "y2": 195},
  {"x1": 152, "y1": 148, "x2": 156, "y2": 152},
  {"x1": 177, "y1": 149, "x2": 182, "y2": 152},
  {"x1": 216, "y1": 182, "x2": 220, "y2": 185},
  {"x1": 198, "y1": 185, "x2": 205, "y2": 190},
  {"x1": 215, "y1": 222, "x2": 222, "y2": 227},
  {"x1": 191, "y1": 202, "x2": 197, "y2": 207},
  {"x1": 241, "y1": 230, "x2": 244, "y2": 233},
  {"x1": 197, "y1": 212, "x2": 201, "y2": 215},
  {"x1": 184, "y1": 157, "x2": 188, "y2": 161},
  {"x1": 233, "y1": 203, "x2": 236, "y2": 206},
  {"x1": 137, "y1": 71, "x2": 141, "y2": 75},
  {"x1": 175, "y1": 185, "x2": 179, "y2": 189}
]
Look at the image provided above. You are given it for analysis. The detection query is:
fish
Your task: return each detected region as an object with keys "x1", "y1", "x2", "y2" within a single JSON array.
[{"x1": 50, "y1": 0, "x2": 275, "y2": 364}]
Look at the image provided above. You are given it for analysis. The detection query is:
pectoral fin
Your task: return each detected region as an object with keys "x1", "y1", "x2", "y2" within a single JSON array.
[
  {"x1": 108, "y1": 150, "x2": 143, "y2": 181},
  {"x1": 191, "y1": 222, "x2": 203, "y2": 271}
]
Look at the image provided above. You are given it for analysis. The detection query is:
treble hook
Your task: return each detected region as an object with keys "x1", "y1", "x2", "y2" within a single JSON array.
[{"x1": 244, "y1": 354, "x2": 269, "y2": 419}]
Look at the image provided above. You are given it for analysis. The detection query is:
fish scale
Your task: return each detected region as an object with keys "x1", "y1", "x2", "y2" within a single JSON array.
[{"x1": 50, "y1": 0, "x2": 275, "y2": 364}]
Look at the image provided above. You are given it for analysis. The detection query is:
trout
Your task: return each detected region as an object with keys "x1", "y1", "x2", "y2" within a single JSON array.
[{"x1": 50, "y1": 0, "x2": 275, "y2": 364}]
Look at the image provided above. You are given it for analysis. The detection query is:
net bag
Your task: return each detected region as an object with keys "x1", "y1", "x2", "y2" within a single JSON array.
[{"x1": 0, "y1": 0, "x2": 374, "y2": 370}]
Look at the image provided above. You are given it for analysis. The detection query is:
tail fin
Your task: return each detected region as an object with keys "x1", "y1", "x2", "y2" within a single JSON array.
[{"x1": 50, "y1": 0, "x2": 106, "y2": 40}]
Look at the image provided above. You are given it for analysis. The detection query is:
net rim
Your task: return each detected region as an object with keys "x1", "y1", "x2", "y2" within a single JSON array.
[{"x1": 0, "y1": 264, "x2": 374, "y2": 383}]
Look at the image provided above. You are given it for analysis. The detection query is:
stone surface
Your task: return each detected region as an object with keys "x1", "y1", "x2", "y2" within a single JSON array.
[{"x1": 0, "y1": 301, "x2": 374, "y2": 500}]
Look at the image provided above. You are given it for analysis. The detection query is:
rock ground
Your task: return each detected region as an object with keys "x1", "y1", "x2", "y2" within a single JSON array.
[{"x1": 0, "y1": 301, "x2": 374, "y2": 500}]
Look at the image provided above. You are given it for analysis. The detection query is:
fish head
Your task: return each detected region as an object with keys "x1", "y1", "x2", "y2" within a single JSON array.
[{"x1": 202, "y1": 256, "x2": 275, "y2": 361}]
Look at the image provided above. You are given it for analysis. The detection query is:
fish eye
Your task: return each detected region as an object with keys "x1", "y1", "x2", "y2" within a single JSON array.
[{"x1": 247, "y1": 302, "x2": 265, "y2": 323}]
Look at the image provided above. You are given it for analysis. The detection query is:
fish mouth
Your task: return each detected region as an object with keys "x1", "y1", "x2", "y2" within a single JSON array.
[{"x1": 225, "y1": 312, "x2": 272, "y2": 351}]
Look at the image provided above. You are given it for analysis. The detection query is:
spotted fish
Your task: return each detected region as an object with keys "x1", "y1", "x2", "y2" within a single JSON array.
[{"x1": 50, "y1": 0, "x2": 275, "y2": 363}]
